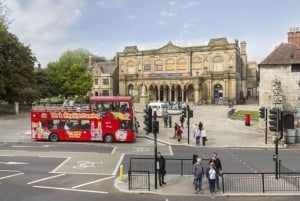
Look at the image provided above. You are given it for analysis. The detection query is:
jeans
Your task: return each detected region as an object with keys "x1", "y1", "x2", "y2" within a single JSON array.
[
  {"x1": 194, "y1": 175, "x2": 203, "y2": 191},
  {"x1": 208, "y1": 179, "x2": 216, "y2": 193},
  {"x1": 195, "y1": 136, "x2": 200, "y2": 145}
]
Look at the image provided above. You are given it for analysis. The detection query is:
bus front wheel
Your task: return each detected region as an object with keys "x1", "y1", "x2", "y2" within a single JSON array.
[
  {"x1": 104, "y1": 134, "x2": 114, "y2": 143},
  {"x1": 49, "y1": 133, "x2": 59, "y2": 142}
]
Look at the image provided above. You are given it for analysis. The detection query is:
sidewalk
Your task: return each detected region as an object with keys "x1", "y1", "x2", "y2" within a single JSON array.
[{"x1": 115, "y1": 103, "x2": 300, "y2": 196}]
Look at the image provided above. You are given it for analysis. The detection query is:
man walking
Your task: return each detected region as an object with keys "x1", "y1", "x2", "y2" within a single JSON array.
[
  {"x1": 193, "y1": 158, "x2": 204, "y2": 194},
  {"x1": 157, "y1": 152, "x2": 166, "y2": 186}
]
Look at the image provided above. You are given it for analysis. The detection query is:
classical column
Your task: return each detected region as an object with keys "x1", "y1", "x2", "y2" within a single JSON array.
[
  {"x1": 181, "y1": 88, "x2": 184, "y2": 103},
  {"x1": 163, "y1": 85, "x2": 167, "y2": 102},
  {"x1": 157, "y1": 85, "x2": 160, "y2": 101},
  {"x1": 194, "y1": 84, "x2": 200, "y2": 105},
  {"x1": 169, "y1": 86, "x2": 172, "y2": 102},
  {"x1": 175, "y1": 87, "x2": 178, "y2": 102}
]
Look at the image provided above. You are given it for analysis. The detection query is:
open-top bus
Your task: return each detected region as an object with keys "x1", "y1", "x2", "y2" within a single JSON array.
[{"x1": 31, "y1": 96, "x2": 136, "y2": 143}]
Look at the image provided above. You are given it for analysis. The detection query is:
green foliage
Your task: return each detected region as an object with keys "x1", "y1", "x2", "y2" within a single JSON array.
[
  {"x1": 0, "y1": 18, "x2": 36, "y2": 103},
  {"x1": 35, "y1": 68, "x2": 57, "y2": 99},
  {"x1": 46, "y1": 49, "x2": 93, "y2": 98},
  {"x1": 233, "y1": 110, "x2": 259, "y2": 121}
]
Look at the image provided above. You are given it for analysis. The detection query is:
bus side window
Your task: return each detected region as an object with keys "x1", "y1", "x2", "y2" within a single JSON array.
[{"x1": 80, "y1": 120, "x2": 90, "y2": 130}]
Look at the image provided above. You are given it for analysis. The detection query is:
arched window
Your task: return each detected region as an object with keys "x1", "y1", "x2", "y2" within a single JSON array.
[
  {"x1": 128, "y1": 85, "x2": 134, "y2": 96},
  {"x1": 166, "y1": 59, "x2": 175, "y2": 71}
]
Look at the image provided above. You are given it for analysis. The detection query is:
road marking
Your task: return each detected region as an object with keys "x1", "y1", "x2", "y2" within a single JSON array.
[
  {"x1": 33, "y1": 185, "x2": 108, "y2": 194},
  {"x1": 51, "y1": 157, "x2": 71, "y2": 173},
  {"x1": 111, "y1": 147, "x2": 117, "y2": 154},
  {"x1": 0, "y1": 172, "x2": 24, "y2": 180},
  {"x1": 133, "y1": 147, "x2": 150, "y2": 152},
  {"x1": 0, "y1": 161, "x2": 29, "y2": 165},
  {"x1": 113, "y1": 153, "x2": 124, "y2": 176},
  {"x1": 0, "y1": 170, "x2": 21, "y2": 173},
  {"x1": 0, "y1": 142, "x2": 7, "y2": 147},
  {"x1": 169, "y1": 145, "x2": 174, "y2": 155},
  {"x1": 72, "y1": 176, "x2": 115, "y2": 189},
  {"x1": 27, "y1": 173, "x2": 65, "y2": 185},
  {"x1": 72, "y1": 161, "x2": 103, "y2": 169}
]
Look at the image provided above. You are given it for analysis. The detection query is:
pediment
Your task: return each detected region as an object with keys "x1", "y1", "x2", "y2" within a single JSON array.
[{"x1": 156, "y1": 41, "x2": 186, "y2": 54}]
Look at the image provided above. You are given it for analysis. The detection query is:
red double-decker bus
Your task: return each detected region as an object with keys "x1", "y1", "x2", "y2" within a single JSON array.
[{"x1": 31, "y1": 96, "x2": 136, "y2": 143}]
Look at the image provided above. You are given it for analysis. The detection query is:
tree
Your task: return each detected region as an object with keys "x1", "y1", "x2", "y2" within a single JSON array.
[
  {"x1": 35, "y1": 68, "x2": 57, "y2": 100},
  {"x1": 46, "y1": 49, "x2": 93, "y2": 98},
  {"x1": 0, "y1": 14, "x2": 36, "y2": 103}
]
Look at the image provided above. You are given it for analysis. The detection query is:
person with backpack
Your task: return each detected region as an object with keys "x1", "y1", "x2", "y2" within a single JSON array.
[
  {"x1": 176, "y1": 125, "x2": 183, "y2": 142},
  {"x1": 193, "y1": 158, "x2": 204, "y2": 194}
]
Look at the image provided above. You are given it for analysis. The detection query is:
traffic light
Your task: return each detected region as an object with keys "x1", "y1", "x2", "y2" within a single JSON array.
[
  {"x1": 259, "y1": 107, "x2": 266, "y2": 120},
  {"x1": 152, "y1": 120, "x2": 159, "y2": 133},
  {"x1": 143, "y1": 107, "x2": 152, "y2": 133},
  {"x1": 189, "y1": 110, "x2": 193, "y2": 118},
  {"x1": 182, "y1": 107, "x2": 187, "y2": 118},
  {"x1": 269, "y1": 108, "x2": 280, "y2": 132}
]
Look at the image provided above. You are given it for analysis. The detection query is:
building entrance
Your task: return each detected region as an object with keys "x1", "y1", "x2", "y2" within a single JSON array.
[{"x1": 214, "y1": 84, "x2": 223, "y2": 104}]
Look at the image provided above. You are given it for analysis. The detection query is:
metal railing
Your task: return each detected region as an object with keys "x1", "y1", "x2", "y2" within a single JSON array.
[
  {"x1": 128, "y1": 170, "x2": 150, "y2": 191},
  {"x1": 222, "y1": 172, "x2": 300, "y2": 193},
  {"x1": 128, "y1": 157, "x2": 300, "y2": 193},
  {"x1": 129, "y1": 157, "x2": 209, "y2": 176},
  {"x1": 279, "y1": 160, "x2": 300, "y2": 190}
]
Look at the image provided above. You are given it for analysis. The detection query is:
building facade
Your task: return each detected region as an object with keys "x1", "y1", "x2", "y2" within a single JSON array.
[
  {"x1": 117, "y1": 38, "x2": 250, "y2": 105},
  {"x1": 259, "y1": 27, "x2": 300, "y2": 132},
  {"x1": 89, "y1": 60, "x2": 119, "y2": 96}
]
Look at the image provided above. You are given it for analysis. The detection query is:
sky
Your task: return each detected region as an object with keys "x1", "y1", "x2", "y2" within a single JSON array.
[{"x1": 4, "y1": 0, "x2": 300, "y2": 67}]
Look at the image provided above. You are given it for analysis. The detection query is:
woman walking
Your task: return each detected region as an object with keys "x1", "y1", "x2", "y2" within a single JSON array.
[{"x1": 206, "y1": 162, "x2": 218, "y2": 198}]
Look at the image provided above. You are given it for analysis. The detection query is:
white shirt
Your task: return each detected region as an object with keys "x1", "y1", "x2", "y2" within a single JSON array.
[{"x1": 208, "y1": 168, "x2": 216, "y2": 180}]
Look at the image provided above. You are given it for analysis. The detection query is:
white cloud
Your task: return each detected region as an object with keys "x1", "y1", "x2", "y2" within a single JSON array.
[
  {"x1": 127, "y1": 14, "x2": 136, "y2": 21},
  {"x1": 158, "y1": 20, "x2": 165, "y2": 26},
  {"x1": 181, "y1": 1, "x2": 200, "y2": 9},
  {"x1": 6, "y1": 0, "x2": 85, "y2": 66},
  {"x1": 160, "y1": 10, "x2": 177, "y2": 17}
]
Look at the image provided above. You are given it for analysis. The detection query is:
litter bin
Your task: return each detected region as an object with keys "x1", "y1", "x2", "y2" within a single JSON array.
[{"x1": 245, "y1": 113, "x2": 250, "y2": 126}]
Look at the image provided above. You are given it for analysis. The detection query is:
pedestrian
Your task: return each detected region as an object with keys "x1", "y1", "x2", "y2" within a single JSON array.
[
  {"x1": 193, "y1": 158, "x2": 204, "y2": 194},
  {"x1": 157, "y1": 152, "x2": 166, "y2": 186},
  {"x1": 163, "y1": 112, "x2": 168, "y2": 128},
  {"x1": 201, "y1": 128, "x2": 207, "y2": 146},
  {"x1": 209, "y1": 152, "x2": 223, "y2": 190},
  {"x1": 206, "y1": 162, "x2": 218, "y2": 198},
  {"x1": 173, "y1": 122, "x2": 179, "y2": 138},
  {"x1": 133, "y1": 117, "x2": 140, "y2": 134},
  {"x1": 194, "y1": 125, "x2": 201, "y2": 146},
  {"x1": 180, "y1": 115, "x2": 185, "y2": 128},
  {"x1": 176, "y1": 126, "x2": 182, "y2": 142},
  {"x1": 175, "y1": 125, "x2": 183, "y2": 142}
]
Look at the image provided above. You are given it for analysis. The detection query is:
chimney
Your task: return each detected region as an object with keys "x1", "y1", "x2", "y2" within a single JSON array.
[
  {"x1": 288, "y1": 27, "x2": 300, "y2": 46},
  {"x1": 89, "y1": 55, "x2": 92, "y2": 68}
]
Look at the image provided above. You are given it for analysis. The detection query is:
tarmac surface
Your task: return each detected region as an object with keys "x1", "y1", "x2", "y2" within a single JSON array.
[{"x1": 114, "y1": 101, "x2": 300, "y2": 197}]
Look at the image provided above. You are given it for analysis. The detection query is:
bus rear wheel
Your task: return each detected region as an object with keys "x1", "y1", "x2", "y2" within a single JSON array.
[
  {"x1": 104, "y1": 134, "x2": 114, "y2": 143},
  {"x1": 49, "y1": 133, "x2": 59, "y2": 142}
]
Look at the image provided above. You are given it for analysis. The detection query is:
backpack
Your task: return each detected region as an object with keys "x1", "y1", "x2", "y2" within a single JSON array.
[{"x1": 177, "y1": 128, "x2": 183, "y2": 135}]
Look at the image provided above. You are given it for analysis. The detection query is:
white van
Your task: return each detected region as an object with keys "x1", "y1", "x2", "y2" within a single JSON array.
[{"x1": 147, "y1": 102, "x2": 168, "y2": 117}]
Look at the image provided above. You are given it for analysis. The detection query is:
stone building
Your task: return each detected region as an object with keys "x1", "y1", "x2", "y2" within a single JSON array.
[
  {"x1": 259, "y1": 27, "x2": 300, "y2": 134},
  {"x1": 89, "y1": 60, "x2": 119, "y2": 96},
  {"x1": 117, "y1": 38, "x2": 250, "y2": 105},
  {"x1": 246, "y1": 61, "x2": 258, "y2": 99}
]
